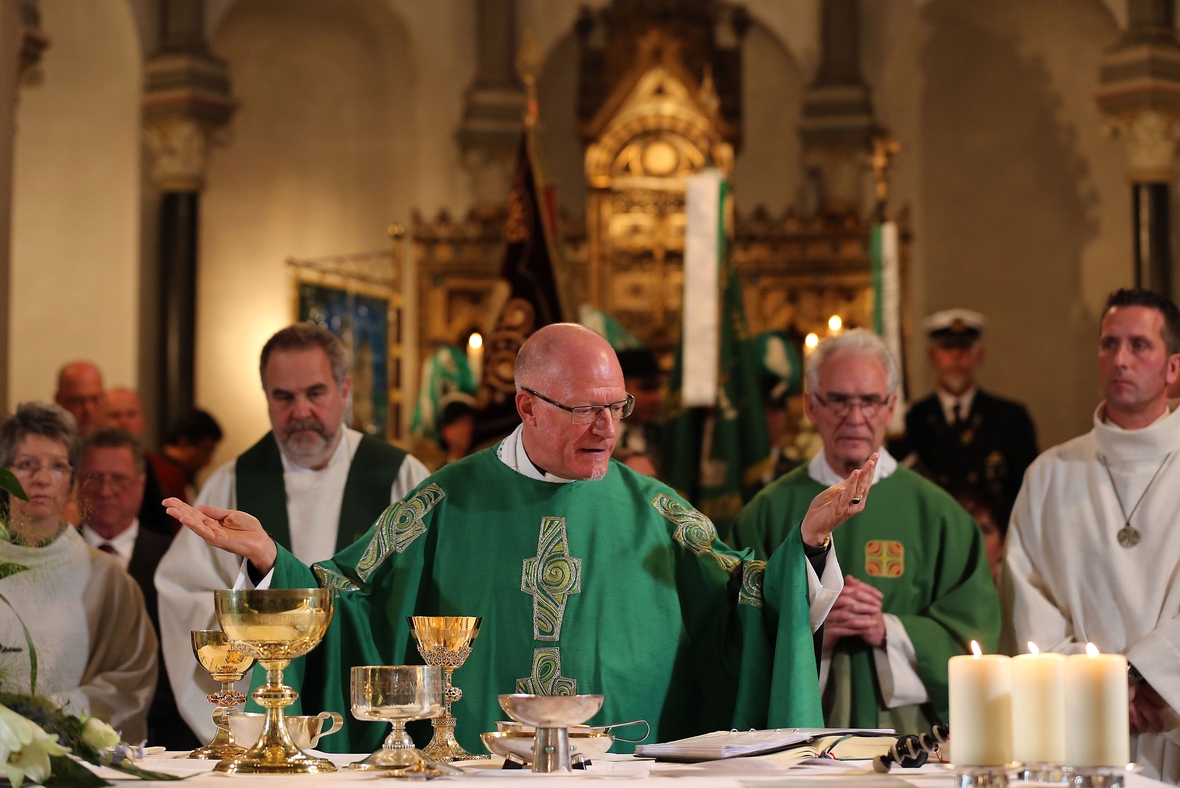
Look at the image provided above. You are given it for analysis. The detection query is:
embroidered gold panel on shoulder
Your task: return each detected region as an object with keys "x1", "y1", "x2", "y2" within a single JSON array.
[
  {"x1": 356, "y1": 484, "x2": 445, "y2": 582},
  {"x1": 651, "y1": 493, "x2": 741, "y2": 573},
  {"x1": 737, "y1": 560, "x2": 767, "y2": 608},
  {"x1": 313, "y1": 564, "x2": 360, "y2": 592}
]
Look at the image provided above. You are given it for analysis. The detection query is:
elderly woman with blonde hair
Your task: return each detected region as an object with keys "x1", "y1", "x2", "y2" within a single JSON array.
[{"x1": 0, "y1": 403, "x2": 156, "y2": 742}]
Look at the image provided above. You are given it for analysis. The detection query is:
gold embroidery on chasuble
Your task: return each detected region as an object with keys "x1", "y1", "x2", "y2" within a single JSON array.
[
  {"x1": 517, "y1": 647, "x2": 577, "y2": 695},
  {"x1": 521, "y1": 517, "x2": 582, "y2": 641},
  {"x1": 355, "y1": 484, "x2": 445, "y2": 582},
  {"x1": 865, "y1": 539, "x2": 904, "y2": 578},
  {"x1": 651, "y1": 494, "x2": 741, "y2": 573},
  {"x1": 313, "y1": 564, "x2": 359, "y2": 592},
  {"x1": 737, "y1": 560, "x2": 767, "y2": 608}
]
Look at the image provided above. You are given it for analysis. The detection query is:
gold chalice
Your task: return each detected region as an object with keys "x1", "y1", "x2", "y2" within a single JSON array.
[
  {"x1": 188, "y1": 629, "x2": 255, "y2": 759},
  {"x1": 348, "y1": 665, "x2": 459, "y2": 776},
  {"x1": 213, "y1": 588, "x2": 336, "y2": 774},
  {"x1": 409, "y1": 616, "x2": 488, "y2": 762}
]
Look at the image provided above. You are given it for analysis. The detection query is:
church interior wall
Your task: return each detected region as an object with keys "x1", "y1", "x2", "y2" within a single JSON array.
[
  {"x1": 873, "y1": 0, "x2": 1127, "y2": 449},
  {"x1": 9, "y1": 0, "x2": 142, "y2": 408}
]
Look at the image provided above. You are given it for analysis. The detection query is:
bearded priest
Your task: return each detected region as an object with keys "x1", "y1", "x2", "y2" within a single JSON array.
[
  {"x1": 164, "y1": 323, "x2": 864, "y2": 753},
  {"x1": 1006, "y1": 288, "x2": 1180, "y2": 783}
]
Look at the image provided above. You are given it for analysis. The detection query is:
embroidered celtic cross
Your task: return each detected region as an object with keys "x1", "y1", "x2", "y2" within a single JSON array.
[
  {"x1": 521, "y1": 516, "x2": 582, "y2": 641},
  {"x1": 516, "y1": 647, "x2": 577, "y2": 695}
]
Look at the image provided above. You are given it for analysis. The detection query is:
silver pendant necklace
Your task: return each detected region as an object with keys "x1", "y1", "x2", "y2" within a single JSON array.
[{"x1": 1100, "y1": 452, "x2": 1172, "y2": 548}]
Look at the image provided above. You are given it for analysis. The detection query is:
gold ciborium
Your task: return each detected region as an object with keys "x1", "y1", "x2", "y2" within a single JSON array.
[
  {"x1": 409, "y1": 616, "x2": 488, "y2": 761},
  {"x1": 189, "y1": 629, "x2": 255, "y2": 759},
  {"x1": 213, "y1": 588, "x2": 336, "y2": 774},
  {"x1": 348, "y1": 665, "x2": 459, "y2": 776}
]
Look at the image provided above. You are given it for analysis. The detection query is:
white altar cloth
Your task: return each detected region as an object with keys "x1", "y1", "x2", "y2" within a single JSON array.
[{"x1": 88, "y1": 752, "x2": 1170, "y2": 788}]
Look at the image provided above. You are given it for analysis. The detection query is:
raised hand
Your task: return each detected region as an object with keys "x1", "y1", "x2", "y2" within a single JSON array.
[
  {"x1": 163, "y1": 498, "x2": 279, "y2": 574},
  {"x1": 800, "y1": 453, "x2": 878, "y2": 548}
]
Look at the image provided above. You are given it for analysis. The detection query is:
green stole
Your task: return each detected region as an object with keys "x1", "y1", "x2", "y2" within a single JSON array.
[{"x1": 235, "y1": 431, "x2": 407, "y2": 553}]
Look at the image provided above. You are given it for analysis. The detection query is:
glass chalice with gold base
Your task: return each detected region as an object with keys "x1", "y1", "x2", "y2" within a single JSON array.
[
  {"x1": 409, "y1": 616, "x2": 489, "y2": 762},
  {"x1": 189, "y1": 629, "x2": 255, "y2": 759},
  {"x1": 213, "y1": 588, "x2": 336, "y2": 774}
]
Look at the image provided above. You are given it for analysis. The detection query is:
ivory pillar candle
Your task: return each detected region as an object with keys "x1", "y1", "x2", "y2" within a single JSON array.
[
  {"x1": 1064, "y1": 644, "x2": 1129, "y2": 767},
  {"x1": 1011, "y1": 644, "x2": 1065, "y2": 763},
  {"x1": 949, "y1": 642, "x2": 1012, "y2": 765}
]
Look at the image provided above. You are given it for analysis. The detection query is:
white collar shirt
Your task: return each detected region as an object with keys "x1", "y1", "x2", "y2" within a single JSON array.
[
  {"x1": 80, "y1": 519, "x2": 138, "y2": 571},
  {"x1": 936, "y1": 386, "x2": 977, "y2": 425}
]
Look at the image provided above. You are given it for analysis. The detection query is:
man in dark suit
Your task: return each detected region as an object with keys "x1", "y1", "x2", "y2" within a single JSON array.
[
  {"x1": 77, "y1": 428, "x2": 198, "y2": 750},
  {"x1": 890, "y1": 309, "x2": 1039, "y2": 523}
]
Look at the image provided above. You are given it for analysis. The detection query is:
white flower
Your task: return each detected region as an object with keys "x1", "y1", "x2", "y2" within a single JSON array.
[
  {"x1": 0, "y1": 705, "x2": 70, "y2": 787},
  {"x1": 80, "y1": 717, "x2": 119, "y2": 751}
]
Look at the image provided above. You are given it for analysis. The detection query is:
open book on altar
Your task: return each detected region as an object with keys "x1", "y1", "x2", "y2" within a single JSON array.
[{"x1": 635, "y1": 728, "x2": 896, "y2": 762}]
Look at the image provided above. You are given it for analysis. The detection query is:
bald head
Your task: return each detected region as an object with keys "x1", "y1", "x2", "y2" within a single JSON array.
[
  {"x1": 515, "y1": 323, "x2": 621, "y2": 398},
  {"x1": 55, "y1": 361, "x2": 106, "y2": 434},
  {"x1": 515, "y1": 324, "x2": 626, "y2": 481},
  {"x1": 106, "y1": 387, "x2": 147, "y2": 437}
]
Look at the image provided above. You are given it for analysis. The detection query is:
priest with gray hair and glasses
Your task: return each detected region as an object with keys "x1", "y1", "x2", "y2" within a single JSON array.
[
  {"x1": 1005, "y1": 288, "x2": 1180, "y2": 783},
  {"x1": 733, "y1": 328, "x2": 1001, "y2": 736}
]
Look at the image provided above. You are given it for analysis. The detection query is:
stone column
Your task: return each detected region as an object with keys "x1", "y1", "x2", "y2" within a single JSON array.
[
  {"x1": 1096, "y1": 0, "x2": 1180, "y2": 294},
  {"x1": 458, "y1": 0, "x2": 526, "y2": 210},
  {"x1": 799, "y1": 0, "x2": 875, "y2": 215},
  {"x1": 142, "y1": 0, "x2": 233, "y2": 432}
]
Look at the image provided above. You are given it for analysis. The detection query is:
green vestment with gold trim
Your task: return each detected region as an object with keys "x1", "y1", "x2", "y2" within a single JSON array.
[
  {"x1": 267, "y1": 445, "x2": 824, "y2": 754},
  {"x1": 732, "y1": 464, "x2": 1000, "y2": 734}
]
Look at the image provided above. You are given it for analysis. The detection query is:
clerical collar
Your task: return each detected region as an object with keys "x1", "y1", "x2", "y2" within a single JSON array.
[
  {"x1": 1094, "y1": 400, "x2": 1180, "y2": 461},
  {"x1": 497, "y1": 424, "x2": 576, "y2": 483},
  {"x1": 808, "y1": 447, "x2": 898, "y2": 487},
  {"x1": 936, "y1": 386, "x2": 977, "y2": 425},
  {"x1": 277, "y1": 428, "x2": 350, "y2": 475}
]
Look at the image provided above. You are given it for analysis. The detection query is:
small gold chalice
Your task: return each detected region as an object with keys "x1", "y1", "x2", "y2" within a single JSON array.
[
  {"x1": 409, "y1": 616, "x2": 488, "y2": 762},
  {"x1": 213, "y1": 588, "x2": 336, "y2": 774},
  {"x1": 348, "y1": 665, "x2": 460, "y2": 776},
  {"x1": 189, "y1": 629, "x2": 255, "y2": 759}
]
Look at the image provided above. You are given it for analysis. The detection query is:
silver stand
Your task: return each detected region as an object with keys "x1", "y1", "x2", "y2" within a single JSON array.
[
  {"x1": 1020, "y1": 762, "x2": 1067, "y2": 783},
  {"x1": 956, "y1": 764, "x2": 1012, "y2": 788},
  {"x1": 1062, "y1": 766, "x2": 1130, "y2": 788}
]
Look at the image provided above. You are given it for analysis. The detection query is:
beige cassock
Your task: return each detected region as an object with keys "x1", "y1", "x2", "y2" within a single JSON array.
[
  {"x1": 0, "y1": 527, "x2": 157, "y2": 742},
  {"x1": 1005, "y1": 403, "x2": 1180, "y2": 783}
]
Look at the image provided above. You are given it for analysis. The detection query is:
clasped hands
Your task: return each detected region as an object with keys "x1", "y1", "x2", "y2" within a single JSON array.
[
  {"x1": 1129, "y1": 679, "x2": 1169, "y2": 734},
  {"x1": 164, "y1": 498, "x2": 278, "y2": 574}
]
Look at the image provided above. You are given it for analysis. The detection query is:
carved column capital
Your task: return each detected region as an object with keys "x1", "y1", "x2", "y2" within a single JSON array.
[
  {"x1": 142, "y1": 51, "x2": 234, "y2": 191},
  {"x1": 1102, "y1": 107, "x2": 1180, "y2": 181}
]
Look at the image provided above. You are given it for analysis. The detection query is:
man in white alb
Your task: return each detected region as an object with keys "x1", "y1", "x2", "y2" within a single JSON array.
[
  {"x1": 1006, "y1": 288, "x2": 1180, "y2": 783},
  {"x1": 155, "y1": 324, "x2": 429, "y2": 741}
]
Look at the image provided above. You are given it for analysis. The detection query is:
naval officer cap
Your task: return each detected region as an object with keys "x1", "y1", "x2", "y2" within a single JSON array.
[{"x1": 922, "y1": 309, "x2": 987, "y2": 346}]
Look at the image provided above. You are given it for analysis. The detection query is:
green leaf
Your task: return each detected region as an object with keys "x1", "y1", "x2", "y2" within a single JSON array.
[
  {"x1": 0, "y1": 563, "x2": 30, "y2": 581},
  {"x1": 0, "y1": 591, "x2": 36, "y2": 695},
  {"x1": 44, "y1": 755, "x2": 111, "y2": 787},
  {"x1": 0, "y1": 468, "x2": 28, "y2": 502},
  {"x1": 107, "y1": 762, "x2": 185, "y2": 781}
]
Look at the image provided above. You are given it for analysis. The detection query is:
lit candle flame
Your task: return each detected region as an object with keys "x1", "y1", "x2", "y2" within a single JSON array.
[
  {"x1": 1086, "y1": 642, "x2": 1099, "y2": 658},
  {"x1": 828, "y1": 315, "x2": 843, "y2": 332},
  {"x1": 468, "y1": 332, "x2": 483, "y2": 350},
  {"x1": 805, "y1": 332, "x2": 819, "y2": 350},
  {"x1": 971, "y1": 640, "x2": 982, "y2": 657},
  {"x1": 1028, "y1": 641, "x2": 1040, "y2": 656}
]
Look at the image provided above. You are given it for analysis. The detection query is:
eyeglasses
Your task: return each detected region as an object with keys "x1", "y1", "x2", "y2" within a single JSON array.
[
  {"x1": 523, "y1": 388, "x2": 635, "y2": 424},
  {"x1": 80, "y1": 472, "x2": 138, "y2": 493},
  {"x1": 8, "y1": 458, "x2": 72, "y2": 480},
  {"x1": 812, "y1": 392, "x2": 892, "y2": 419}
]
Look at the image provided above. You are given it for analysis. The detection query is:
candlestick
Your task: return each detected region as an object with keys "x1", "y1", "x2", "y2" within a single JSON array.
[
  {"x1": 1064, "y1": 644, "x2": 1129, "y2": 767},
  {"x1": 949, "y1": 641, "x2": 1012, "y2": 766},
  {"x1": 1012, "y1": 643, "x2": 1066, "y2": 765}
]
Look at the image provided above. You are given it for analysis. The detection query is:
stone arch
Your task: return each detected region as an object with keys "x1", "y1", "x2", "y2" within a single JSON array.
[
  {"x1": 197, "y1": 0, "x2": 415, "y2": 460},
  {"x1": 10, "y1": 0, "x2": 143, "y2": 405}
]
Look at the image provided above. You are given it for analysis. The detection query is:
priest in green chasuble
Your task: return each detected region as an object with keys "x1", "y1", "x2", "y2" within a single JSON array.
[
  {"x1": 165, "y1": 324, "x2": 873, "y2": 754},
  {"x1": 733, "y1": 330, "x2": 1001, "y2": 735}
]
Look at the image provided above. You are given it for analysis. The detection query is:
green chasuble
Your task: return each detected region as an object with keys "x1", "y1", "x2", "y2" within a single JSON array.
[
  {"x1": 235, "y1": 431, "x2": 407, "y2": 553},
  {"x1": 267, "y1": 444, "x2": 824, "y2": 754},
  {"x1": 733, "y1": 463, "x2": 1000, "y2": 733}
]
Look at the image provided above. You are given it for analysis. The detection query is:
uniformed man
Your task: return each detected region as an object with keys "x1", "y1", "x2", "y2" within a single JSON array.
[{"x1": 890, "y1": 309, "x2": 1038, "y2": 522}]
